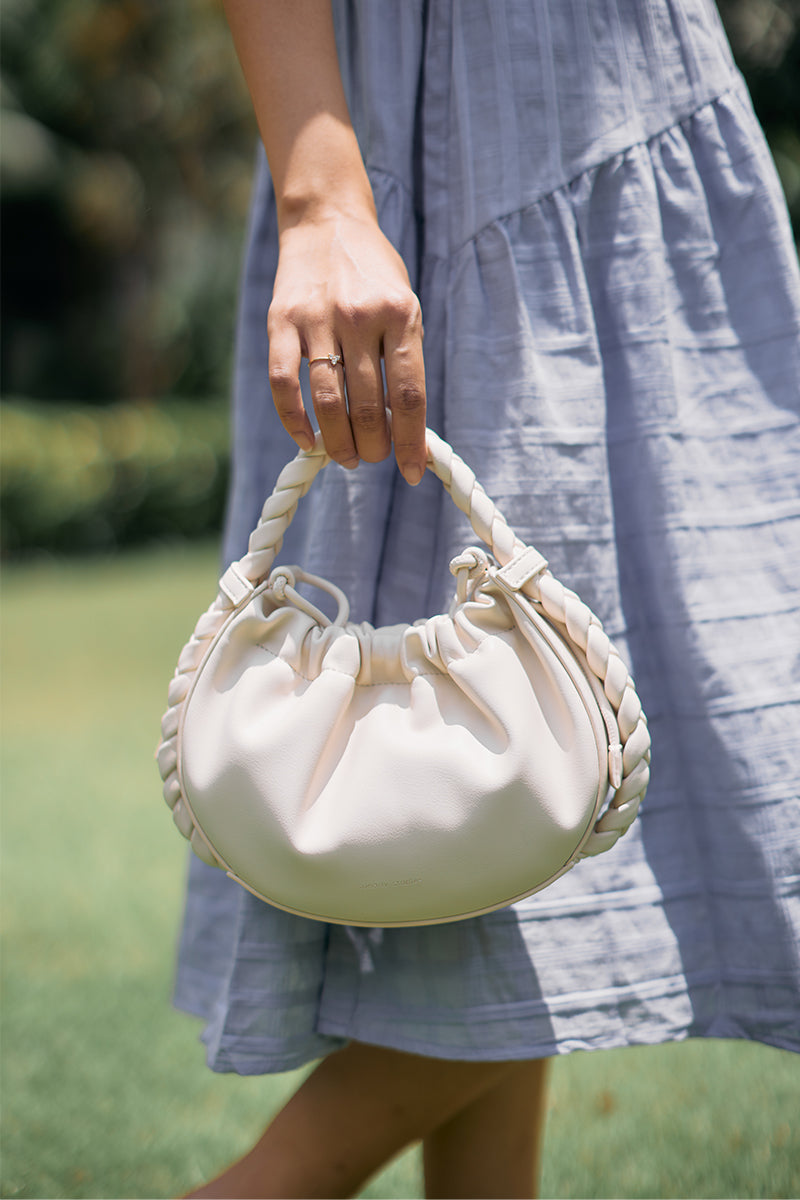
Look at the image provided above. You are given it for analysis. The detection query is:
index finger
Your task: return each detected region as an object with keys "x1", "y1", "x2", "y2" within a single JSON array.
[{"x1": 383, "y1": 329, "x2": 427, "y2": 486}]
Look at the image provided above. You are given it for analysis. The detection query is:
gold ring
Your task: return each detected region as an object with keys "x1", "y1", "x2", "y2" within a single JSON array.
[{"x1": 308, "y1": 353, "x2": 343, "y2": 367}]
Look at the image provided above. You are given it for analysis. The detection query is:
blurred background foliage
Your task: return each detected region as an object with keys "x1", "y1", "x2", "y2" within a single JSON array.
[
  {"x1": 0, "y1": 398, "x2": 230, "y2": 553},
  {"x1": 0, "y1": 0, "x2": 798, "y2": 555},
  {"x1": 1, "y1": 0, "x2": 255, "y2": 403}
]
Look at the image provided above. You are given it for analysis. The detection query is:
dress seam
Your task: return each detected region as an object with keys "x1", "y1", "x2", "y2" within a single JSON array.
[{"x1": 416, "y1": 80, "x2": 743, "y2": 264}]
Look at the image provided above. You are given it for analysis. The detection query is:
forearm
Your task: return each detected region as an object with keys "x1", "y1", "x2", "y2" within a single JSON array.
[
  {"x1": 222, "y1": 0, "x2": 375, "y2": 227},
  {"x1": 222, "y1": 0, "x2": 427, "y2": 483}
]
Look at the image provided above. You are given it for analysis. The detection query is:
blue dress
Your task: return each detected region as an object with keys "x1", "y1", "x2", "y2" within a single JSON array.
[{"x1": 174, "y1": 0, "x2": 800, "y2": 1073}]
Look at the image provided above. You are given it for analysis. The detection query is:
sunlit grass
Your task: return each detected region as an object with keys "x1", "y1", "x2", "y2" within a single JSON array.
[{"x1": 1, "y1": 546, "x2": 798, "y2": 1198}]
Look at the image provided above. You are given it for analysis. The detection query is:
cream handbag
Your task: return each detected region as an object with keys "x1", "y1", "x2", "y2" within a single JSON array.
[{"x1": 157, "y1": 430, "x2": 650, "y2": 927}]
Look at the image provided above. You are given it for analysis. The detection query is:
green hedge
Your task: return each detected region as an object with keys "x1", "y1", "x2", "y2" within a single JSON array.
[{"x1": 1, "y1": 398, "x2": 230, "y2": 556}]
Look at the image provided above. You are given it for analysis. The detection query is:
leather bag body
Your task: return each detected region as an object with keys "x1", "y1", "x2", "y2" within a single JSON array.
[{"x1": 157, "y1": 430, "x2": 650, "y2": 927}]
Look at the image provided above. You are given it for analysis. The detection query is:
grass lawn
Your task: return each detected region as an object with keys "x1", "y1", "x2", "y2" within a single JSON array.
[{"x1": 1, "y1": 545, "x2": 798, "y2": 1199}]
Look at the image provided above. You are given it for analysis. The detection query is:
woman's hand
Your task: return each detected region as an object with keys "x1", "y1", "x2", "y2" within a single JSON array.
[
  {"x1": 268, "y1": 209, "x2": 427, "y2": 485},
  {"x1": 222, "y1": 1, "x2": 426, "y2": 481}
]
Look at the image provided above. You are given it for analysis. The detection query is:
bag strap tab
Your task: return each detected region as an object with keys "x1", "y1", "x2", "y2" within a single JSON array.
[
  {"x1": 493, "y1": 546, "x2": 549, "y2": 593},
  {"x1": 219, "y1": 563, "x2": 255, "y2": 608}
]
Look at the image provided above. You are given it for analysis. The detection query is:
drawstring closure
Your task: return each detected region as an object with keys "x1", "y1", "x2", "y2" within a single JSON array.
[
  {"x1": 267, "y1": 566, "x2": 350, "y2": 627},
  {"x1": 449, "y1": 547, "x2": 491, "y2": 604}
]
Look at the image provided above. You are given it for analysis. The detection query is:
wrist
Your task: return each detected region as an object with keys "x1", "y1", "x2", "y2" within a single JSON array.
[
  {"x1": 272, "y1": 116, "x2": 376, "y2": 232},
  {"x1": 276, "y1": 184, "x2": 377, "y2": 232}
]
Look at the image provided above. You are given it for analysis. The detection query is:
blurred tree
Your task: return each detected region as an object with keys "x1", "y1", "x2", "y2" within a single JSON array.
[
  {"x1": 0, "y1": 0, "x2": 797, "y2": 406},
  {"x1": 1, "y1": 0, "x2": 255, "y2": 401},
  {"x1": 717, "y1": 0, "x2": 800, "y2": 232}
]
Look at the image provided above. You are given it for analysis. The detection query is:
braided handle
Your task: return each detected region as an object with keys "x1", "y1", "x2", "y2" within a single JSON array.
[
  {"x1": 158, "y1": 428, "x2": 650, "y2": 868},
  {"x1": 231, "y1": 428, "x2": 526, "y2": 589},
  {"x1": 423, "y1": 430, "x2": 650, "y2": 855}
]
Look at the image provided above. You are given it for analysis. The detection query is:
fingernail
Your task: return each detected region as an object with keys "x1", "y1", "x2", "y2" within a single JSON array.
[
  {"x1": 404, "y1": 464, "x2": 423, "y2": 486},
  {"x1": 295, "y1": 432, "x2": 314, "y2": 451}
]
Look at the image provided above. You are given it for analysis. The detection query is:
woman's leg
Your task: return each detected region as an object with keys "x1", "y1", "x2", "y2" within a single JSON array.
[
  {"x1": 186, "y1": 1042, "x2": 549, "y2": 1200},
  {"x1": 422, "y1": 1058, "x2": 550, "y2": 1199}
]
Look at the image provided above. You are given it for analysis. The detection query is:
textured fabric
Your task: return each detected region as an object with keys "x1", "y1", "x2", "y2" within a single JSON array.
[{"x1": 173, "y1": 0, "x2": 800, "y2": 1074}]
